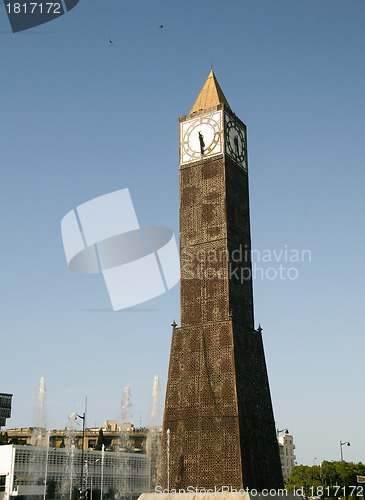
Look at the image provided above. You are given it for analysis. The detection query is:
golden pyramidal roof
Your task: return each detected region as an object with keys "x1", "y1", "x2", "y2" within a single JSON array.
[{"x1": 190, "y1": 70, "x2": 231, "y2": 114}]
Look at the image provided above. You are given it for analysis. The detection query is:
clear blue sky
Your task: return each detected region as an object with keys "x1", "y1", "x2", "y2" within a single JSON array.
[{"x1": 1, "y1": 0, "x2": 365, "y2": 467}]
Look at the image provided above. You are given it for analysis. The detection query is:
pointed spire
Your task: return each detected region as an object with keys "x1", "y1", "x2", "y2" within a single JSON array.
[{"x1": 190, "y1": 70, "x2": 231, "y2": 114}]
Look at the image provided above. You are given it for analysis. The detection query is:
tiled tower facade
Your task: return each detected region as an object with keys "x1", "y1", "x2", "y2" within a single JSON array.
[{"x1": 158, "y1": 72, "x2": 283, "y2": 491}]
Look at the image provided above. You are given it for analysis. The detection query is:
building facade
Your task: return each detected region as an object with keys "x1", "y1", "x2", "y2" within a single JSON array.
[
  {"x1": 0, "y1": 395, "x2": 12, "y2": 428},
  {"x1": 5, "y1": 423, "x2": 161, "y2": 491},
  {"x1": 0, "y1": 444, "x2": 150, "y2": 500},
  {"x1": 278, "y1": 434, "x2": 296, "y2": 480},
  {"x1": 158, "y1": 71, "x2": 283, "y2": 491},
  {"x1": 5, "y1": 423, "x2": 152, "y2": 453}
]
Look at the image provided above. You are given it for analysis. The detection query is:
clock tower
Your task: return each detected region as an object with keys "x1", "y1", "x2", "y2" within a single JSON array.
[{"x1": 158, "y1": 71, "x2": 283, "y2": 491}]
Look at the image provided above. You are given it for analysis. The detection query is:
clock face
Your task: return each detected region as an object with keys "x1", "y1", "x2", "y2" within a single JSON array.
[
  {"x1": 180, "y1": 110, "x2": 222, "y2": 165},
  {"x1": 225, "y1": 114, "x2": 246, "y2": 169}
]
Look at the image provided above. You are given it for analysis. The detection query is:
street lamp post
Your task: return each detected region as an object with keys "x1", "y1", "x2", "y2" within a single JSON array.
[
  {"x1": 101, "y1": 444, "x2": 104, "y2": 500},
  {"x1": 312, "y1": 458, "x2": 318, "y2": 485},
  {"x1": 85, "y1": 457, "x2": 100, "y2": 500},
  {"x1": 340, "y1": 441, "x2": 350, "y2": 461},
  {"x1": 77, "y1": 413, "x2": 86, "y2": 496},
  {"x1": 277, "y1": 428, "x2": 289, "y2": 436},
  {"x1": 43, "y1": 431, "x2": 51, "y2": 500}
]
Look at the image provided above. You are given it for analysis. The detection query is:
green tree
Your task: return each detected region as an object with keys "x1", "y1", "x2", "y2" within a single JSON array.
[
  {"x1": 9, "y1": 436, "x2": 26, "y2": 445},
  {"x1": 46, "y1": 479, "x2": 56, "y2": 499},
  {"x1": 95, "y1": 429, "x2": 104, "y2": 451},
  {"x1": 287, "y1": 462, "x2": 365, "y2": 499},
  {"x1": 286, "y1": 464, "x2": 322, "y2": 494},
  {"x1": 0, "y1": 432, "x2": 9, "y2": 445},
  {"x1": 105, "y1": 487, "x2": 116, "y2": 500},
  {"x1": 322, "y1": 461, "x2": 365, "y2": 498},
  {"x1": 71, "y1": 486, "x2": 79, "y2": 500},
  {"x1": 91, "y1": 490, "x2": 101, "y2": 500}
]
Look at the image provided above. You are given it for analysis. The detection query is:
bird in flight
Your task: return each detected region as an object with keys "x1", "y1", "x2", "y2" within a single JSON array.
[
  {"x1": 159, "y1": 25, "x2": 163, "y2": 29},
  {"x1": 109, "y1": 38, "x2": 113, "y2": 44}
]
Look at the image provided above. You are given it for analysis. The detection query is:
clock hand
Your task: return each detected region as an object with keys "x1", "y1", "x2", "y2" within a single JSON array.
[
  {"x1": 234, "y1": 135, "x2": 239, "y2": 156},
  {"x1": 198, "y1": 131, "x2": 205, "y2": 154}
]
